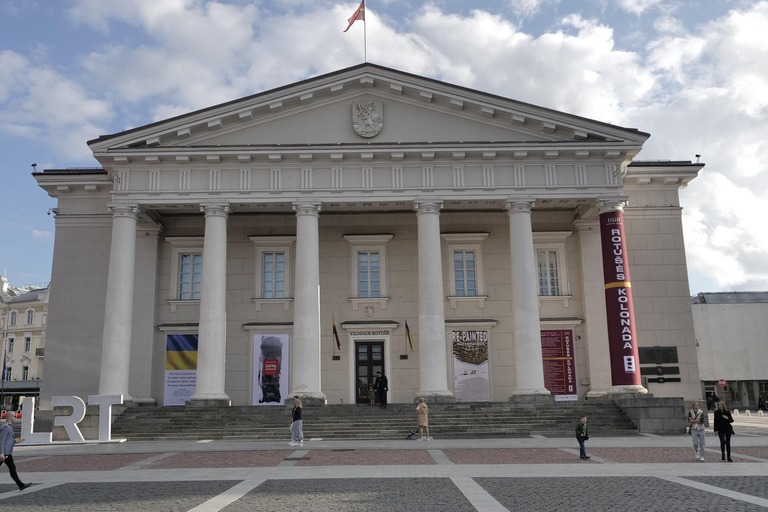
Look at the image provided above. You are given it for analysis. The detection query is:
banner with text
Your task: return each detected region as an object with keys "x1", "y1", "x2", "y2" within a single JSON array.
[
  {"x1": 252, "y1": 334, "x2": 290, "y2": 406},
  {"x1": 164, "y1": 334, "x2": 198, "y2": 406},
  {"x1": 540, "y1": 330, "x2": 577, "y2": 401},
  {"x1": 452, "y1": 330, "x2": 491, "y2": 402}
]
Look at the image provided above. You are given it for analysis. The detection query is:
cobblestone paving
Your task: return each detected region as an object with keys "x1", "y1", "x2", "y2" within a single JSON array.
[
  {"x1": 689, "y1": 476, "x2": 768, "y2": 500},
  {"x1": 221, "y1": 478, "x2": 475, "y2": 512},
  {"x1": 4, "y1": 481, "x2": 238, "y2": 512},
  {"x1": 443, "y1": 448, "x2": 594, "y2": 464},
  {"x1": 729, "y1": 447, "x2": 768, "y2": 460},
  {"x1": 295, "y1": 449, "x2": 435, "y2": 466},
  {"x1": 11, "y1": 453, "x2": 152, "y2": 472},
  {"x1": 589, "y1": 447, "x2": 711, "y2": 463},
  {"x1": 0, "y1": 483, "x2": 19, "y2": 493},
  {"x1": 145, "y1": 450, "x2": 287, "y2": 469},
  {"x1": 476, "y1": 477, "x2": 768, "y2": 511}
]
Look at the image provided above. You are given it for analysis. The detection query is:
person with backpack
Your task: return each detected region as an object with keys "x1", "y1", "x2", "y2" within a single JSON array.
[{"x1": 575, "y1": 416, "x2": 590, "y2": 460}]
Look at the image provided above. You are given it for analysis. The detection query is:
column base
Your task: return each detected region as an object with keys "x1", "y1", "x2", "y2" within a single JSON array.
[
  {"x1": 130, "y1": 397, "x2": 158, "y2": 407},
  {"x1": 187, "y1": 398, "x2": 231, "y2": 407},
  {"x1": 287, "y1": 391, "x2": 327, "y2": 406},
  {"x1": 415, "y1": 390, "x2": 455, "y2": 404},
  {"x1": 608, "y1": 385, "x2": 648, "y2": 395},
  {"x1": 585, "y1": 390, "x2": 610, "y2": 398},
  {"x1": 511, "y1": 388, "x2": 551, "y2": 397},
  {"x1": 509, "y1": 394, "x2": 555, "y2": 404}
]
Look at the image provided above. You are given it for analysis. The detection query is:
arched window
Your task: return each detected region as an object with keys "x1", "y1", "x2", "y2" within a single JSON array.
[{"x1": 26, "y1": 309, "x2": 34, "y2": 325}]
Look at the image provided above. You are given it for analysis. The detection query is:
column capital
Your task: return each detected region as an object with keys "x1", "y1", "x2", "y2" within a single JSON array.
[
  {"x1": 414, "y1": 201, "x2": 442, "y2": 215},
  {"x1": 505, "y1": 199, "x2": 535, "y2": 214},
  {"x1": 292, "y1": 202, "x2": 321, "y2": 216},
  {"x1": 200, "y1": 204, "x2": 229, "y2": 218},
  {"x1": 107, "y1": 203, "x2": 139, "y2": 219},
  {"x1": 597, "y1": 197, "x2": 628, "y2": 214}
]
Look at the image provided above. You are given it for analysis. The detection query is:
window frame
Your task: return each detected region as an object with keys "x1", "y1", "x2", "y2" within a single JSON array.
[
  {"x1": 7, "y1": 337, "x2": 14, "y2": 353},
  {"x1": 21, "y1": 366, "x2": 28, "y2": 381},
  {"x1": 344, "y1": 234, "x2": 393, "y2": 311},
  {"x1": 9, "y1": 311, "x2": 16, "y2": 327},
  {"x1": 25, "y1": 309, "x2": 34, "y2": 325},
  {"x1": 249, "y1": 235, "x2": 296, "y2": 311},
  {"x1": 442, "y1": 233, "x2": 489, "y2": 309},
  {"x1": 165, "y1": 237, "x2": 204, "y2": 312},
  {"x1": 23, "y1": 337, "x2": 31, "y2": 353},
  {"x1": 533, "y1": 231, "x2": 572, "y2": 306},
  {"x1": 5, "y1": 366, "x2": 10, "y2": 381}
]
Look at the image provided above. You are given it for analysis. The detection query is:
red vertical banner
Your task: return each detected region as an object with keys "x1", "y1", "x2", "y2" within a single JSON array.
[{"x1": 599, "y1": 209, "x2": 642, "y2": 387}]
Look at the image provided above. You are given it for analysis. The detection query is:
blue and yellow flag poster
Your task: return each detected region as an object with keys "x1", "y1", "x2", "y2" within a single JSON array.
[{"x1": 164, "y1": 334, "x2": 198, "y2": 406}]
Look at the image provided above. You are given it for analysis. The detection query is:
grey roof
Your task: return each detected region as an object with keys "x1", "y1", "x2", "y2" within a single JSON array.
[
  {"x1": 8, "y1": 287, "x2": 48, "y2": 304},
  {"x1": 691, "y1": 292, "x2": 768, "y2": 304}
]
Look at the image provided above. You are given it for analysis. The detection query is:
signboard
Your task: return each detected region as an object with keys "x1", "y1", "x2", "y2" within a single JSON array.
[
  {"x1": 600, "y1": 210, "x2": 642, "y2": 387},
  {"x1": 540, "y1": 330, "x2": 577, "y2": 401},
  {"x1": 451, "y1": 331, "x2": 491, "y2": 402},
  {"x1": 252, "y1": 334, "x2": 290, "y2": 405},
  {"x1": 164, "y1": 334, "x2": 198, "y2": 406},
  {"x1": 719, "y1": 379, "x2": 727, "y2": 387}
]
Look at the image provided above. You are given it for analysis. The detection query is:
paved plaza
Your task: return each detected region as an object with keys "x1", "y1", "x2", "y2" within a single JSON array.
[{"x1": 2, "y1": 417, "x2": 768, "y2": 511}]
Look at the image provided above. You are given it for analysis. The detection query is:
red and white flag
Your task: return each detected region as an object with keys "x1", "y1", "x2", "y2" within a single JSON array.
[{"x1": 343, "y1": 0, "x2": 365, "y2": 32}]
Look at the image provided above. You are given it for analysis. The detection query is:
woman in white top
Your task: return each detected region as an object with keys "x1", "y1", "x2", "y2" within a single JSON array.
[{"x1": 688, "y1": 401, "x2": 707, "y2": 461}]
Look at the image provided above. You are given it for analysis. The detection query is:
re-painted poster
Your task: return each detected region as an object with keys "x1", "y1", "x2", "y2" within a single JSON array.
[
  {"x1": 252, "y1": 334, "x2": 290, "y2": 406},
  {"x1": 164, "y1": 334, "x2": 198, "y2": 406},
  {"x1": 452, "y1": 331, "x2": 491, "y2": 402},
  {"x1": 540, "y1": 330, "x2": 577, "y2": 401}
]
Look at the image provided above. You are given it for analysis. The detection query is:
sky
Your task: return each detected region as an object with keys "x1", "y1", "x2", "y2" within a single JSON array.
[{"x1": 1, "y1": 0, "x2": 767, "y2": 294}]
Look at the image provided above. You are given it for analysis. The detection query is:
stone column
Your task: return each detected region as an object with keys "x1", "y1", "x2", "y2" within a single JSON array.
[
  {"x1": 507, "y1": 200, "x2": 550, "y2": 397},
  {"x1": 574, "y1": 219, "x2": 612, "y2": 397},
  {"x1": 290, "y1": 202, "x2": 326, "y2": 403},
  {"x1": 415, "y1": 201, "x2": 453, "y2": 402},
  {"x1": 98, "y1": 204, "x2": 139, "y2": 399},
  {"x1": 190, "y1": 204, "x2": 230, "y2": 405},
  {"x1": 598, "y1": 198, "x2": 647, "y2": 395}
]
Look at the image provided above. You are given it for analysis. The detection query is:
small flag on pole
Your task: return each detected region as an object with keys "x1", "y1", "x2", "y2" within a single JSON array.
[
  {"x1": 333, "y1": 316, "x2": 341, "y2": 350},
  {"x1": 343, "y1": 0, "x2": 365, "y2": 32},
  {"x1": 405, "y1": 320, "x2": 414, "y2": 351}
]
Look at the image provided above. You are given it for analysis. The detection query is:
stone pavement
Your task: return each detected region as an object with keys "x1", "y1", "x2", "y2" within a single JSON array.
[{"x1": 2, "y1": 432, "x2": 768, "y2": 511}]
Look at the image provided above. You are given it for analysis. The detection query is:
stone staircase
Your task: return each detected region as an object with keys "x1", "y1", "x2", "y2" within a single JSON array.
[{"x1": 112, "y1": 400, "x2": 637, "y2": 442}]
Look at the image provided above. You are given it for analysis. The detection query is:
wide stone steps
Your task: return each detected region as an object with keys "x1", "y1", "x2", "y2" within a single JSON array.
[{"x1": 112, "y1": 400, "x2": 636, "y2": 441}]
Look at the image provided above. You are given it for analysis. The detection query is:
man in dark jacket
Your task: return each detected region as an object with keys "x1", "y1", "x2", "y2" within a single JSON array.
[
  {"x1": 0, "y1": 411, "x2": 31, "y2": 490},
  {"x1": 374, "y1": 371, "x2": 388, "y2": 408},
  {"x1": 575, "y1": 416, "x2": 590, "y2": 460}
]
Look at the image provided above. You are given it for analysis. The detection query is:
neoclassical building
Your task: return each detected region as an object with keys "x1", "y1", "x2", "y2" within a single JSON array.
[{"x1": 34, "y1": 64, "x2": 703, "y2": 408}]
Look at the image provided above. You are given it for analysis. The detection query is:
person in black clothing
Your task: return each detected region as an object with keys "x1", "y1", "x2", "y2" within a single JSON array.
[
  {"x1": 759, "y1": 396, "x2": 765, "y2": 412},
  {"x1": 289, "y1": 396, "x2": 303, "y2": 447},
  {"x1": 714, "y1": 400, "x2": 734, "y2": 462},
  {"x1": 575, "y1": 416, "x2": 590, "y2": 460},
  {"x1": 374, "y1": 371, "x2": 388, "y2": 408}
]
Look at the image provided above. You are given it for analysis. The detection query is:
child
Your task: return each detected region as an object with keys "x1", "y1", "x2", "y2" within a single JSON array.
[{"x1": 368, "y1": 386, "x2": 376, "y2": 406}]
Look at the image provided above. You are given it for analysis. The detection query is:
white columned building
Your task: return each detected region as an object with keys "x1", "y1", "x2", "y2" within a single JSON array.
[
  {"x1": 98, "y1": 204, "x2": 139, "y2": 399},
  {"x1": 34, "y1": 64, "x2": 705, "y2": 409},
  {"x1": 191, "y1": 204, "x2": 230, "y2": 404}
]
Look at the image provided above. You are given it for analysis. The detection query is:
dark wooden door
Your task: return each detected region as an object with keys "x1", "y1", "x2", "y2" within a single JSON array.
[{"x1": 356, "y1": 342, "x2": 384, "y2": 404}]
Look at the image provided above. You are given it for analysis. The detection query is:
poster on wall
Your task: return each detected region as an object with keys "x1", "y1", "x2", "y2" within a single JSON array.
[
  {"x1": 164, "y1": 334, "x2": 198, "y2": 406},
  {"x1": 252, "y1": 334, "x2": 290, "y2": 406},
  {"x1": 540, "y1": 330, "x2": 577, "y2": 401},
  {"x1": 452, "y1": 331, "x2": 491, "y2": 402}
]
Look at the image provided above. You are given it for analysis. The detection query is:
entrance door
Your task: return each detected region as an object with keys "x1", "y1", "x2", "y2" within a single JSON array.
[{"x1": 356, "y1": 342, "x2": 384, "y2": 404}]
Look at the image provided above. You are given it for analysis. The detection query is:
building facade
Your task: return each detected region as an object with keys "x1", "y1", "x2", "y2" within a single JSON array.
[
  {"x1": 0, "y1": 276, "x2": 48, "y2": 407},
  {"x1": 34, "y1": 64, "x2": 703, "y2": 409},
  {"x1": 692, "y1": 292, "x2": 768, "y2": 409}
]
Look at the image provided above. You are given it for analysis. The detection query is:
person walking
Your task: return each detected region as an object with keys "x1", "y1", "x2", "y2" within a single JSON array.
[
  {"x1": 289, "y1": 396, "x2": 304, "y2": 447},
  {"x1": 759, "y1": 396, "x2": 765, "y2": 412},
  {"x1": 688, "y1": 401, "x2": 707, "y2": 461},
  {"x1": 416, "y1": 398, "x2": 432, "y2": 441},
  {"x1": 368, "y1": 386, "x2": 376, "y2": 406},
  {"x1": 374, "y1": 371, "x2": 388, "y2": 408},
  {"x1": 714, "y1": 400, "x2": 734, "y2": 462},
  {"x1": 0, "y1": 411, "x2": 31, "y2": 491},
  {"x1": 575, "y1": 416, "x2": 590, "y2": 460}
]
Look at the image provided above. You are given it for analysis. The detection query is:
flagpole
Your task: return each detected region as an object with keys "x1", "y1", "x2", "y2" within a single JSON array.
[{"x1": 364, "y1": 3, "x2": 367, "y2": 63}]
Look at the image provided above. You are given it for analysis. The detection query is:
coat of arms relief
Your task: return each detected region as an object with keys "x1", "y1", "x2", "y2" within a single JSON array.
[{"x1": 352, "y1": 101, "x2": 383, "y2": 138}]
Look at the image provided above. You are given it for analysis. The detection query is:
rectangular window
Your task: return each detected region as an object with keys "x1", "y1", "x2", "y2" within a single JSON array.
[
  {"x1": 179, "y1": 253, "x2": 202, "y2": 300},
  {"x1": 26, "y1": 310, "x2": 34, "y2": 325},
  {"x1": 24, "y1": 337, "x2": 31, "y2": 352},
  {"x1": 5, "y1": 367, "x2": 11, "y2": 381},
  {"x1": 453, "y1": 250, "x2": 477, "y2": 297},
  {"x1": 9, "y1": 312, "x2": 16, "y2": 327},
  {"x1": 262, "y1": 252, "x2": 286, "y2": 299},
  {"x1": 537, "y1": 249, "x2": 560, "y2": 296},
  {"x1": 22, "y1": 366, "x2": 28, "y2": 380},
  {"x1": 6, "y1": 339, "x2": 13, "y2": 353},
  {"x1": 357, "y1": 252, "x2": 380, "y2": 298}
]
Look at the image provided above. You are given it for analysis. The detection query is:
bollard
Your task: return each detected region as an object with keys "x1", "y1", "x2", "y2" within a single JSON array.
[
  {"x1": 746, "y1": 410, "x2": 751, "y2": 416},
  {"x1": 734, "y1": 409, "x2": 739, "y2": 416}
]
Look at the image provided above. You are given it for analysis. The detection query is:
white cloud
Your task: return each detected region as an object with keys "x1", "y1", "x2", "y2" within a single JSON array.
[
  {"x1": 508, "y1": 0, "x2": 561, "y2": 18},
  {"x1": 31, "y1": 230, "x2": 52, "y2": 239},
  {"x1": 617, "y1": 0, "x2": 662, "y2": 16}
]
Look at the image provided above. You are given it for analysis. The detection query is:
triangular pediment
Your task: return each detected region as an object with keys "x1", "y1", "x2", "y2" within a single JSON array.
[{"x1": 89, "y1": 63, "x2": 648, "y2": 153}]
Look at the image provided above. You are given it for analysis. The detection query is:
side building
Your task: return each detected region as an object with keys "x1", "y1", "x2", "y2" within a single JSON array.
[
  {"x1": 0, "y1": 276, "x2": 48, "y2": 408},
  {"x1": 692, "y1": 291, "x2": 768, "y2": 409},
  {"x1": 33, "y1": 64, "x2": 702, "y2": 410}
]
